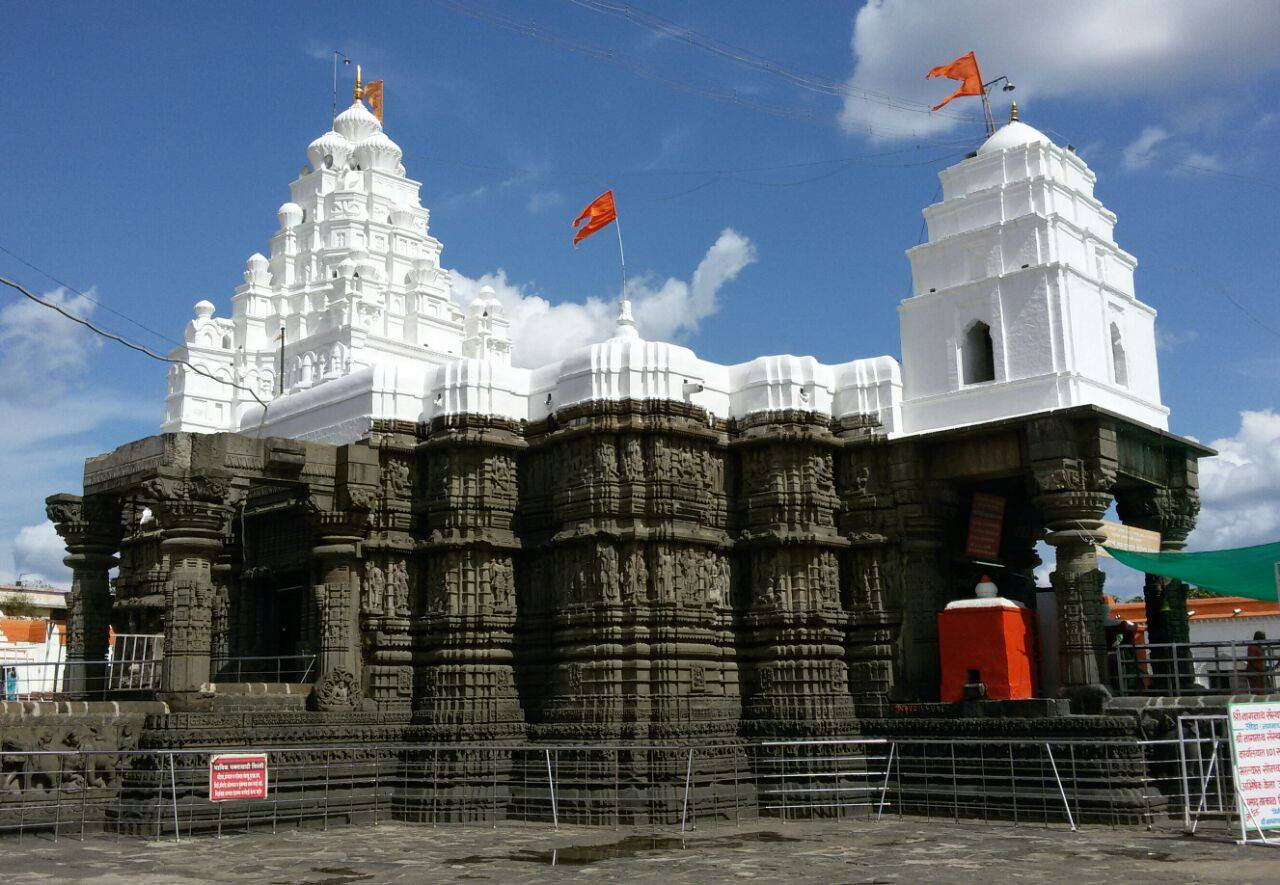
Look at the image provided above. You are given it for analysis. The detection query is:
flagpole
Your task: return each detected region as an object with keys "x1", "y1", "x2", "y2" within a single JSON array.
[{"x1": 613, "y1": 209, "x2": 627, "y2": 303}]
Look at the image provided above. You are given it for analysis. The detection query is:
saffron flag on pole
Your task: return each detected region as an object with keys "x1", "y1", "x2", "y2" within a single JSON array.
[
  {"x1": 366, "y1": 80, "x2": 384, "y2": 123},
  {"x1": 926, "y1": 51, "x2": 983, "y2": 111},
  {"x1": 572, "y1": 190, "x2": 617, "y2": 248}
]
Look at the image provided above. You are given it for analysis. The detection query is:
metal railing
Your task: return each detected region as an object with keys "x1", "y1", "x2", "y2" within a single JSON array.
[
  {"x1": 209, "y1": 656, "x2": 316, "y2": 684},
  {"x1": 0, "y1": 733, "x2": 1246, "y2": 843},
  {"x1": 1110, "y1": 640, "x2": 1280, "y2": 697},
  {"x1": 1, "y1": 655, "x2": 318, "y2": 701},
  {"x1": 1, "y1": 659, "x2": 160, "y2": 701}
]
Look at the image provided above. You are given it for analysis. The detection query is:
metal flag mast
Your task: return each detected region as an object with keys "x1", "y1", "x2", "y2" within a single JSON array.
[
  {"x1": 981, "y1": 75, "x2": 1016, "y2": 136},
  {"x1": 331, "y1": 51, "x2": 352, "y2": 122}
]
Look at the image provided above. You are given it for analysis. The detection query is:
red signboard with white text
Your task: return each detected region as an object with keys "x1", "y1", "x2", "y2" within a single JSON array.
[{"x1": 209, "y1": 753, "x2": 269, "y2": 802}]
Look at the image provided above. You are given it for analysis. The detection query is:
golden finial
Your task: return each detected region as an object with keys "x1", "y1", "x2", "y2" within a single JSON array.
[
  {"x1": 1009, "y1": 101, "x2": 1018, "y2": 123},
  {"x1": 354, "y1": 64, "x2": 363, "y2": 101}
]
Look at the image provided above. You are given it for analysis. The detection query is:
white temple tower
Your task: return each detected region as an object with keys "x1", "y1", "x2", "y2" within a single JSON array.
[{"x1": 898, "y1": 106, "x2": 1167, "y2": 434}]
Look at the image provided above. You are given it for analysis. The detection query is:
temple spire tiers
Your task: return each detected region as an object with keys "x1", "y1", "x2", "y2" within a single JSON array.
[
  {"x1": 144, "y1": 473, "x2": 235, "y2": 709},
  {"x1": 46, "y1": 493, "x2": 123, "y2": 697}
]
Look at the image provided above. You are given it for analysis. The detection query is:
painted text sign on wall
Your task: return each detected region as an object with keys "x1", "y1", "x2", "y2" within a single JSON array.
[
  {"x1": 209, "y1": 753, "x2": 269, "y2": 802},
  {"x1": 964, "y1": 493, "x2": 1006, "y2": 560},
  {"x1": 1228, "y1": 702, "x2": 1280, "y2": 839}
]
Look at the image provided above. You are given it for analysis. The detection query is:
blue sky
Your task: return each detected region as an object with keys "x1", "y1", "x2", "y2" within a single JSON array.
[{"x1": 2, "y1": 0, "x2": 1278, "y2": 588}]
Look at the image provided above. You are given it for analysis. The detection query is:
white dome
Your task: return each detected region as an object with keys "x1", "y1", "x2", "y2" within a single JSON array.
[
  {"x1": 334, "y1": 100, "x2": 381, "y2": 144},
  {"x1": 277, "y1": 202, "x2": 303, "y2": 229},
  {"x1": 307, "y1": 130, "x2": 351, "y2": 171},
  {"x1": 193, "y1": 300, "x2": 215, "y2": 319},
  {"x1": 353, "y1": 130, "x2": 403, "y2": 172},
  {"x1": 978, "y1": 120, "x2": 1052, "y2": 155}
]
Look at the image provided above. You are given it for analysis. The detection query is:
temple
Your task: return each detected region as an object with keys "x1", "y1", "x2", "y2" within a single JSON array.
[{"x1": 28, "y1": 87, "x2": 1213, "y2": 824}]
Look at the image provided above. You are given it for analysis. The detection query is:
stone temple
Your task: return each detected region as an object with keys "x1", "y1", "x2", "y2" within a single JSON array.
[{"x1": 34, "y1": 86, "x2": 1210, "y2": 819}]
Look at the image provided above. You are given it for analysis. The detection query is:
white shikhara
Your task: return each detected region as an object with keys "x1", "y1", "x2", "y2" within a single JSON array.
[{"x1": 164, "y1": 100, "x2": 1165, "y2": 444}]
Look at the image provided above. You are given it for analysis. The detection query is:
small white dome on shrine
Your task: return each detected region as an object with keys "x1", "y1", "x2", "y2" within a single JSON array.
[
  {"x1": 337, "y1": 257, "x2": 357, "y2": 279},
  {"x1": 193, "y1": 300, "x2": 215, "y2": 319},
  {"x1": 277, "y1": 201, "x2": 303, "y2": 229},
  {"x1": 307, "y1": 130, "x2": 351, "y2": 171},
  {"x1": 978, "y1": 120, "x2": 1052, "y2": 155},
  {"x1": 354, "y1": 130, "x2": 402, "y2": 172},
  {"x1": 334, "y1": 100, "x2": 381, "y2": 144}
]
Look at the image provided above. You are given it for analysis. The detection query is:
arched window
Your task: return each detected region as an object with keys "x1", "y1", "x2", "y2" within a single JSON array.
[
  {"x1": 221, "y1": 335, "x2": 232, "y2": 350},
  {"x1": 962, "y1": 321, "x2": 996, "y2": 385},
  {"x1": 1110, "y1": 323, "x2": 1128, "y2": 387}
]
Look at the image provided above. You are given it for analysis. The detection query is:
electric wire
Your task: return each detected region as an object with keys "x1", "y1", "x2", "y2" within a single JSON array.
[
  {"x1": 0, "y1": 242, "x2": 181, "y2": 348},
  {"x1": 427, "y1": 0, "x2": 982, "y2": 140},
  {"x1": 0, "y1": 274, "x2": 270, "y2": 409},
  {"x1": 565, "y1": 0, "x2": 981, "y2": 122}
]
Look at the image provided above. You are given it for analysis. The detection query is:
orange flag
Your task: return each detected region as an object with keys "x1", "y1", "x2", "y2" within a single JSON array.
[
  {"x1": 926, "y1": 52, "x2": 983, "y2": 111},
  {"x1": 571, "y1": 189, "x2": 617, "y2": 248},
  {"x1": 366, "y1": 80, "x2": 384, "y2": 123}
]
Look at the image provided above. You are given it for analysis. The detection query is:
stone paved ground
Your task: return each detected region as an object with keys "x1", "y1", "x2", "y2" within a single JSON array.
[{"x1": 3, "y1": 819, "x2": 1277, "y2": 884}]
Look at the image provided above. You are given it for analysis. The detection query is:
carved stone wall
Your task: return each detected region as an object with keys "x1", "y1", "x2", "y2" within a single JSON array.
[
  {"x1": 732, "y1": 411, "x2": 855, "y2": 738},
  {"x1": 520, "y1": 401, "x2": 739, "y2": 742}
]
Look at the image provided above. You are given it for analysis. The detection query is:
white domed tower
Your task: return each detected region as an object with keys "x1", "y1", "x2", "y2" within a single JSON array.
[
  {"x1": 898, "y1": 105, "x2": 1167, "y2": 434},
  {"x1": 163, "y1": 71, "x2": 466, "y2": 438}
]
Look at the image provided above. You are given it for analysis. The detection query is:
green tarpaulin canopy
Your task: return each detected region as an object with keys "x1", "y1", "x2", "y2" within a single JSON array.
[{"x1": 1103, "y1": 541, "x2": 1280, "y2": 602}]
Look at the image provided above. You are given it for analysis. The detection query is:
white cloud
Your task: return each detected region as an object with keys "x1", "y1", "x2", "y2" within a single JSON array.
[
  {"x1": 451, "y1": 228, "x2": 756, "y2": 368},
  {"x1": 1122, "y1": 126, "x2": 1170, "y2": 171},
  {"x1": 1192, "y1": 409, "x2": 1280, "y2": 550},
  {"x1": 10, "y1": 521, "x2": 70, "y2": 589},
  {"x1": 1155, "y1": 328, "x2": 1198, "y2": 352},
  {"x1": 0, "y1": 286, "x2": 150, "y2": 587},
  {"x1": 839, "y1": 0, "x2": 1280, "y2": 139},
  {"x1": 526, "y1": 190, "x2": 564, "y2": 214}
]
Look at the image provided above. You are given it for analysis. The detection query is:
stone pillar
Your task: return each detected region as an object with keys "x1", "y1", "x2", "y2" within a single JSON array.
[
  {"x1": 1030, "y1": 417, "x2": 1117, "y2": 713},
  {"x1": 834, "y1": 417, "x2": 900, "y2": 715},
  {"x1": 46, "y1": 493, "x2": 121, "y2": 696},
  {"x1": 885, "y1": 442, "x2": 956, "y2": 702},
  {"x1": 308, "y1": 507, "x2": 368, "y2": 710},
  {"x1": 734, "y1": 411, "x2": 854, "y2": 739},
  {"x1": 413, "y1": 415, "x2": 526, "y2": 741},
  {"x1": 1116, "y1": 476, "x2": 1200, "y2": 686},
  {"x1": 210, "y1": 536, "x2": 240, "y2": 671},
  {"x1": 149, "y1": 474, "x2": 232, "y2": 705}
]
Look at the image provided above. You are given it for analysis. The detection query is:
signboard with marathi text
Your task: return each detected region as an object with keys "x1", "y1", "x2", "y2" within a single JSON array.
[
  {"x1": 964, "y1": 492, "x2": 1006, "y2": 560},
  {"x1": 1096, "y1": 520, "x2": 1162, "y2": 559},
  {"x1": 209, "y1": 753, "x2": 269, "y2": 802},
  {"x1": 1227, "y1": 701, "x2": 1280, "y2": 843}
]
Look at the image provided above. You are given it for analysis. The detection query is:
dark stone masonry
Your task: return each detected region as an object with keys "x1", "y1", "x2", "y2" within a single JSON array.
[{"x1": 2, "y1": 399, "x2": 1209, "y2": 829}]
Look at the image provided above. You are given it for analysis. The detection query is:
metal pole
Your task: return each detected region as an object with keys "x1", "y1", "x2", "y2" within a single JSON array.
[
  {"x1": 545, "y1": 749, "x2": 558, "y2": 830},
  {"x1": 680, "y1": 748, "x2": 693, "y2": 833},
  {"x1": 169, "y1": 752, "x2": 181, "y2": 842},
  {"x1": 613, "y1": 205, "x2": 627, "y2": 299},
  {"x1": 1191, "y1": 740, "x2": 1221, "y2": 835},
  {"x1": 1045, "y1": 744, "x2": 1075, "y2": 832},
  {"x1": 1177, "y1": 717, "x2": 1192, "y2": 831},
  {"x1": 876, "y1": 743, "x2": 895, "y2": 821}
]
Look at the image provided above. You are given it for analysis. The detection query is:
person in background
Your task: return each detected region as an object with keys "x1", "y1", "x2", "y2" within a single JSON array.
[{"x1": 1246, "y1": 631, "x2": 1272, "y2": 693}]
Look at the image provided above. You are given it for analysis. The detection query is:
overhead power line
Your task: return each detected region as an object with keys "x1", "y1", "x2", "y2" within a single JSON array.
[
  {"x1": 566, "y1": 0, "x2": 979, "y2": 122},
  {"x1": 0, "y1": 242, "x2": 181, "y2": 348},
  {"x1": 0, "y1": 274, "x2": 268, "y2": 408},
  {"x1": 427, "y1": 0, "x2": 982, "y2": 140}
]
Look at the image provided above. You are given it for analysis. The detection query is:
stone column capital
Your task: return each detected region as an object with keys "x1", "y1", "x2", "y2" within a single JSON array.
[{"x1": 1115, "y1": 485, "x2": 1200, "y2": 550}]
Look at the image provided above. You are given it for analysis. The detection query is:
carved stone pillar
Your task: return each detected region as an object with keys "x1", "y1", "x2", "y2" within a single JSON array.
[
  {"x1": 1116, "y1": 479, "x2": 1200, "y2": 687},
  {"x1": 46, "y1": 493, "x2": 121, "y2": 696},
  {"x1": 210, "y1": 536, "x2": 240, "y2": 669},
  {"x1": 309, "y1": 507, "x2": 368, "y2": 710},
  {"x1": 733, "y1": 412, "x2": 854, "y2": 738},
  {"x1": 1030, "y1": 417, "x2": 1117, "y2": 713},
  {"x1": 150, "y1": 474, "x2": 232, "y2": 704},
  {"x1": 835, "y1": 418, "x2": 900, "y2": 715},
  {"x1": 413, "y1": 415, "x2": 526, "y2": 741},
  {"x1": 885, "y1": 442, "x2": 956, "y2": 702}
]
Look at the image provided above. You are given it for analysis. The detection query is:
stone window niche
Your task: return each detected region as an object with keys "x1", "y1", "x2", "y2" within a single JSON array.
[
  {"x1": 1111, "y1": 323, "x2": 1128, "y2": 388},
  {"x1": 961, "y1": 321, "x2": 996, "y2": 385}
]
